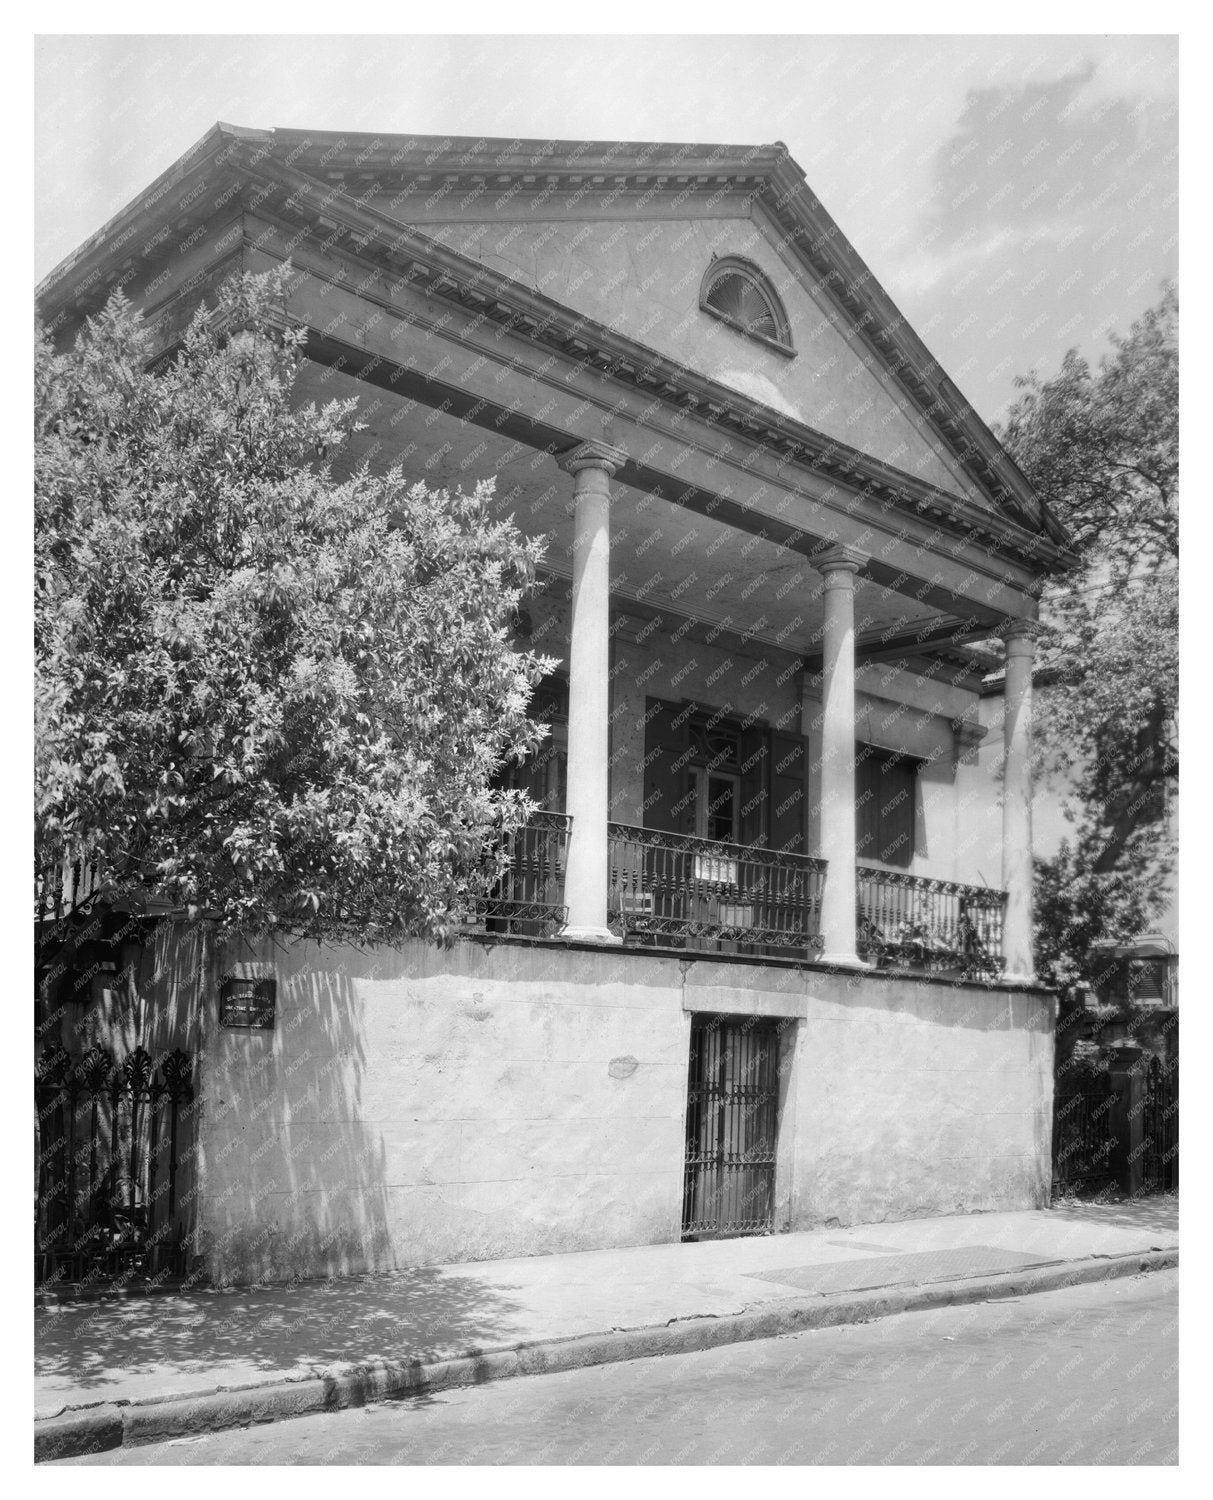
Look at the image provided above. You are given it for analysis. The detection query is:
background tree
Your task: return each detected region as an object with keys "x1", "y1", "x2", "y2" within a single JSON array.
[
  {"x1": 36, "y1": 268, "x2": 555, "y2": 948},
  {"x1": 999, "y1": 286, "x2": 1178, "y2": 995}
]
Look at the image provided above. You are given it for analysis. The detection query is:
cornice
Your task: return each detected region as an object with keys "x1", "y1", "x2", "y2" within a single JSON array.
[
  {"x1": 35, "y1": 124, "x2": 1074, "y2": 573},
  {"x1": 754, "y1": 155, "x2": 1070, "y2": 549}
]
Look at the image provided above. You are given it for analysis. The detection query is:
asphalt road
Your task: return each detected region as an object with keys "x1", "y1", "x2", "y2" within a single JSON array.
[{"x1": 57, "y1": 1269, "x2": 1178, "y2": 1465}]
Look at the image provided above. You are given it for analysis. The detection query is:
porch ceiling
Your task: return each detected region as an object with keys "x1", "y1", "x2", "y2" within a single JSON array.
[{"x1": 301, "y1": 361, "x2": 954, "y2": 661}]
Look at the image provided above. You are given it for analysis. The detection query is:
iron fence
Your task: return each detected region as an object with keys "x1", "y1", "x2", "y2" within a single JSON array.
[
  {"x1": 607, "y1": 823, "x2": 826, "y2": 954},
  {"x1": 35, "y1": 1043, "x2": 195, "y2": 1288},
  {"x1": 1142, "y1": 1054, "x2": 1178, "y2": 1194}
]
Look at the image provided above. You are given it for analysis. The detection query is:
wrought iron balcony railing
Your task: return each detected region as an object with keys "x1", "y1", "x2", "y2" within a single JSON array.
[
  {"x1": 473, "y1": 811, "x2": 571, "y2": 937},
  {"x1": 607, "y1": 822, "x2": 826, "y2": 954},
  {"x1": 856, "y1": 863, "x2": 1006, "y2": 976}
]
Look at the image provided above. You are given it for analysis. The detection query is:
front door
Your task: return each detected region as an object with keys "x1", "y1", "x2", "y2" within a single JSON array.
[{"x1": 682, "y1": 1015, "x2": 779, "y2": 1238}]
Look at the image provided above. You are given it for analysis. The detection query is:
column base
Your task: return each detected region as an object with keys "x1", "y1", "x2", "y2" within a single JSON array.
[
  {"x1": 817, "y1": 952, "x2": 874, "y2": 970},
  {"x1": 1000, "y1": 970, "x2": 1037, "y2": 986},
  {"x1": 559, "y1": 925, "x2": 624, "y2": 946}
]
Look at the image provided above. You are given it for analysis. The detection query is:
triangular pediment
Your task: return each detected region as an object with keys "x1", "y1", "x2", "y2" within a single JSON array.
[
  {"x1": 390, "y1": 205, "x2": 988, "y2": 503},
  {"x1": 36, "y1": 125, "x2": 1066, "y2": 546}
]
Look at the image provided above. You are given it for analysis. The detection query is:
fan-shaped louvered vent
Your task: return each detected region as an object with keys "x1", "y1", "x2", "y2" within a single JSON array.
[{"x1": 700, "y1": 258, "x2": 793, "y2": 353}]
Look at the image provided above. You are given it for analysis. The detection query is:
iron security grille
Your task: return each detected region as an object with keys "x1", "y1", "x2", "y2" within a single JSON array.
[{"x1": 683, "y1": 1016, "x2": 779, "y2": 1238}]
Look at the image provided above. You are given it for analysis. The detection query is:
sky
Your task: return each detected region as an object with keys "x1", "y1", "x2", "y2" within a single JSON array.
[{"x1": 33, "y1": 32, "x2": 1178, "y2": 424}]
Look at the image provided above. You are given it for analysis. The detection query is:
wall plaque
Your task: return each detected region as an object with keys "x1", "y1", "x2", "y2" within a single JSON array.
[{"x1": 220, "y1": 976, "x2": 277, "y2": 1029}]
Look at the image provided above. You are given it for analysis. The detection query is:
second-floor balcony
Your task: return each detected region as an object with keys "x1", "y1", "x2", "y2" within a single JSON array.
[
  {"x1": 606, "y1": 822, "x2": 826, "y2": 954},
  {"x1": 469, "y1": 814, "x2": 1007, "y2": 978}
]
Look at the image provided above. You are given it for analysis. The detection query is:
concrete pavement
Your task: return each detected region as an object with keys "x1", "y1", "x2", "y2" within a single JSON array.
[
  {"x1": 35, "y1": 1196, "x2": 1177, "y2": 1461},
  {"x1": 53, "y1": 1268, "x2": 1179, "y2": 1465}
]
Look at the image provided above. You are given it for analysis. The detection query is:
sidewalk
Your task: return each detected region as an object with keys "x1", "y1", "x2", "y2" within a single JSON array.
[{"x1": 36, "y1": 1198, "x2": 1177, "y2": 1459}]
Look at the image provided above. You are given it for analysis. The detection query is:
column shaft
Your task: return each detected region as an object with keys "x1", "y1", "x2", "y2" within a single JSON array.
[
  {"x1": 816, "y1": 549, "x2": 865, "y2": 966},
  {"x1": 559, "y1": 443, "x2": 626, "y2": 943},
  {"x1": 1002, "y1": 625, "x2": 1037, "y2": 981}
]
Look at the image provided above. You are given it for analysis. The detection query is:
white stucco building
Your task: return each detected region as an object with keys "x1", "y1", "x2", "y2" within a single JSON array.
[{"x1": 36, "y1": 128, "x2": 1075, "y2": 1286}]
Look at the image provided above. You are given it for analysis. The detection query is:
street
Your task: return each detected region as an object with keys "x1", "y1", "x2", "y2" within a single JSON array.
[{"x1": 57, "y1": 1268, "x2": 1177, "y2": 1465}]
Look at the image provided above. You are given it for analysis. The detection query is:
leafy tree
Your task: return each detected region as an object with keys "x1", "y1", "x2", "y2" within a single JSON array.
[
  {"x1": 999, "y1": 287, "x2": 1178, "y2": 993},
  {"x1": 36, "y1": 268, "x2": 554, "y2": 947}
]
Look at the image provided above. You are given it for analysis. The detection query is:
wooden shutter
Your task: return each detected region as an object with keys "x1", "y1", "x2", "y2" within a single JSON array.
[
  {"x1": 643, "y1": 698, "x2": 691, "y2": 833},
  {"x1": 769, "y1": 730, "x2": 809, "y2": 855},
  {"x1": 855, "y1": 746, "x2": 915, "y2": 868},
  {"x1": 877, "y1": 757, "x2": 915, "y2": 867},
  {"x1": 738, "y1": 724, "x2": 769, "y2": 848}
]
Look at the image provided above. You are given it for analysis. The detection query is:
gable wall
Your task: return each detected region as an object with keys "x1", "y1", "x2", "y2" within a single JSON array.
[{"x1": 412, "y1": 207, "x2": 985, "y2": 502}]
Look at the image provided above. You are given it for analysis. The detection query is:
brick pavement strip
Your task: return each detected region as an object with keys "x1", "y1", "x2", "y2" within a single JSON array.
[{"x1": 33, "y1": 1246, "x2": 1178, "y2": 1464}]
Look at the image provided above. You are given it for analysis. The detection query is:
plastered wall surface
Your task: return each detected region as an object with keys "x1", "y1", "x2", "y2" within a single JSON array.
[
  {"x1": 415, "y1": 210, "x2": 986, "y2": 503},
  {"x1": 195, "y1": 933, "x2": 1052, "y2": 1285}
]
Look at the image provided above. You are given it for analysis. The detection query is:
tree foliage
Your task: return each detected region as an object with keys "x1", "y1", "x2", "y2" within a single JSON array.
[
  {"x1": 999, "y1": 287, "x2": 1178, "y2": 991},
  {"x1": 36, "y1": 268, "x2": 555, "y2": 945}
]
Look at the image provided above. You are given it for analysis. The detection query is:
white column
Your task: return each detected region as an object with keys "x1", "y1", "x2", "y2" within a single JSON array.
[
  {"x1": 815, "y1": 546, "x2": 867, "y2": 967},
  {"x1": 557, "y1": 440, "x2": 627, "y2": 944},
  {"x1": 1001, "y1": 622, "x2": 1039, "y2": 982}
]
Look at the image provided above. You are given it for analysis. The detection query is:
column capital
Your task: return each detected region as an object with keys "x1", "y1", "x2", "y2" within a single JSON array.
[
  {"x1": 556, "y1": 439, "x2": 629, "y2": 478},
  {"x1": 813, "y1": 544, "x2": 866, "y2": 579},
  {"x1": 997, "y1": 618, "x2": 1045, "y2": 653}
]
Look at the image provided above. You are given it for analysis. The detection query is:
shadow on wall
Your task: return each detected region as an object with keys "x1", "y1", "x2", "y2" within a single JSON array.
[
  {"x1": 35, "y1": 1263, "x2": 529, "y2": 1397},
  {"x1": 196, "y1": 937, "x2": 405, "y2": 1287}
]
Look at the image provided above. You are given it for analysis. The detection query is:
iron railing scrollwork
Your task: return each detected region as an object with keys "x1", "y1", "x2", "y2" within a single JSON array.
[
  {"x1": 856, "y1": 864, "x2": 1006, "y2": 976},
  {"x1": 607, "y1": 822, "x2": 826, "y2": 954},
  {"x1": 35, "y1": 853, "x2": 101, "y2": 925},
  {"x1": 35, "y1": 1042, "x2": 196, "y2": 1288}
]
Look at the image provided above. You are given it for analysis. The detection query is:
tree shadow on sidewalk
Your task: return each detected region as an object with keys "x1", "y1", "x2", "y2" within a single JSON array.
[
  {"x1": 36, "y1": 1265, "x2": 530, "y2": 1397},
  {"x1": 1048, "y1": 1194, "x2": 1178, "y2": 1237}
]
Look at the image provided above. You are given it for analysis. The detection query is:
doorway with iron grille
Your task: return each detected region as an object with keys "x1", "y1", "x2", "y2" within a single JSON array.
[{"x1": 682, "y1": 1014, "x2": 781, "y2": 1239}]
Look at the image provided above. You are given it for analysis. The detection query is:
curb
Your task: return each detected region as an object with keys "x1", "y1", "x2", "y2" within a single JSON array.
[{"x1": 35, "y1": 1246, "x2": 1178, "y2": 1462}]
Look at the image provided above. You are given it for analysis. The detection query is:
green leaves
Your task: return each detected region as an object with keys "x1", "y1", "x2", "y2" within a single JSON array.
[{"x1": 36, "y1": 268, "x2": 555, "y2": 944}]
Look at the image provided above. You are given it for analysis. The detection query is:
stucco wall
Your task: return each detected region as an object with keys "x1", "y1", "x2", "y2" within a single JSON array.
[
  {"x1": 196, "y1": 936, "x2": 690, "y2": 1284},
  {"x1": 193, "y1": 934, "x2": 1052, "y2": 1285},
  {"x1": 785, "y1": 970, "x2": 1054, "y2": 1225},
  {"x1": 416, "y1": 209, "x2": 985, "y2": 505}
]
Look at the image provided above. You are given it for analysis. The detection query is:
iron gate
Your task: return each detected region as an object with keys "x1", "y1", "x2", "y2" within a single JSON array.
[
  {"x1": 682, "y1": 1015, "x2": 779, "y2": 1238},
  {"x1": 35, "y1": 1043, "x2": 195, "y2": 1287}
]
